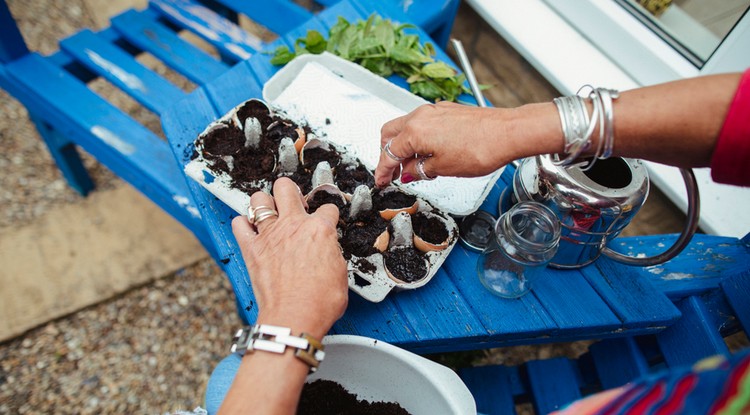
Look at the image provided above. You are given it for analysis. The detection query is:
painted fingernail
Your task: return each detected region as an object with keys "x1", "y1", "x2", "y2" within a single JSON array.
[{"x1": 401, "y1": 173, "x2": 414, "y2": 184}]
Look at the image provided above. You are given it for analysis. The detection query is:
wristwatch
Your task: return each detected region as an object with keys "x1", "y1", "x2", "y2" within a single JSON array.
[{"x1": 231, "y1": 324, "x2": 326, "y2": 373}]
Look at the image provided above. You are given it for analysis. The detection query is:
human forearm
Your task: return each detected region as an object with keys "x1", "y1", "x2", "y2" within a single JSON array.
[{"x1": 610, "y1": 73, "x2": 741, "y2": 167}]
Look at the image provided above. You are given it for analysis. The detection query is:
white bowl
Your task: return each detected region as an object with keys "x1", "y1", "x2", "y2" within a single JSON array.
[{"x1": 310, "y1": 335, "x2": 476, "y2": 415}]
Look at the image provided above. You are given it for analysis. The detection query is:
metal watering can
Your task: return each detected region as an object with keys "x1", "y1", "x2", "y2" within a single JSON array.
[{"x1": 499, "y1": 155, "x2": 701, "y2": 269}]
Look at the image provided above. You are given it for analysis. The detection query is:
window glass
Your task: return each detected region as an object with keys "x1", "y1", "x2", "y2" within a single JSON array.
[{"x1": 617, "y1": 0, "x2": 750, "y2": 67}]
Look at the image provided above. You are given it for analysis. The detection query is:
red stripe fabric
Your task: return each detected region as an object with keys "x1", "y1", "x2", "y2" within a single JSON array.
[{"x1": 710, "y1": 69, "x2": 750, "y2": 186}]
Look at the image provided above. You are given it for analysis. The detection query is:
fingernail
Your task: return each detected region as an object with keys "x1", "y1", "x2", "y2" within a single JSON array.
[{"x1": 401, "y1": 173, "x2": 414, "y2": 184}]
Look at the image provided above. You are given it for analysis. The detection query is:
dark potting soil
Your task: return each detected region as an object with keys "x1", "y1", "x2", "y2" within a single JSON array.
[
  {"x1": 352, "y1": 258, "x2": 377, "y2": 275},
  {"x1": 412, "y1": 213, "x2": 449, "y2": 244},
  {"x1": 266, "y1": 118, "x2": 301, "y2": 143},
  {"x1": 385, "y1": 247, "x2": 427, "y2": 283},
  {"x1": 303, "y1": 147, "x2": 342, "y2": 171},
  {"x1": 297, "y1": 380, "x2": 411, "y2": 415},
  {"x1": 340, "y1": 211, "x2": 388, "y2": 259},
  {"x1": 353, "y1": 273, "x2": 372, "y2": 287},
  {"x1": 336, "y1": 163, "x2": 375, "y2": 194},
  {"x1": 235, "y1": 100, "x2": 273, "y2": 131},
  {"x1": 201, "y1": 124, "x2": 244, "y2": 159},
  {"x1": 373, "y1": 189, "x2": 417, "y2": 211},
  {"x1": 287, "y1": 167, "x2": 313, "y2": 195},
  {"x1": 307, "y1": 191, "x2": 346, "y2": 214}
]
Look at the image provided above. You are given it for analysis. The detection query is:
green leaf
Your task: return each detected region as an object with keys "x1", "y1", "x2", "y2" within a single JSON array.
[
  {"x1": 269, "y1": 14, "x2": 491, "y2": 102},
  {"x1": 422, "y1": 62, "x2": 456, "y2": 79},
  {"x1": 304, "y1": 30, "x2": 327, "y2": 54},
  {"x1": 390, "y1": 44, "x2": 432, "y2": 64},
  {"x1": 270, "y1": 45, "x2": 295, "y2": 65},
  {"x1": 410, "y1": 81, "x2": 444, "y2": 101}
]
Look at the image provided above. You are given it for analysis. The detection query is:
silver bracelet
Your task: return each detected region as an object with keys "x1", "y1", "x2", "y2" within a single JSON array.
[
  {"x1": 553, "y1": 86, "x2": 619, "y2": 169},
  {"x1": 230, "y1": 324, "x2": 326, "y2": 373}
]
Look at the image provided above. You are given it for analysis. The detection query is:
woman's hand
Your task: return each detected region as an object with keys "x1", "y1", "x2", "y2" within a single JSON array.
[
  {"x1": 231, "y1": 177, "x2": 348, "y2": 338},
  {"x1": 374, "y1": 101, "x2": 563, "y2": 187}
]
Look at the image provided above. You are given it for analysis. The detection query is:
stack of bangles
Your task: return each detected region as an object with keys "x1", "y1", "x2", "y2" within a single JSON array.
[{"x1": 553, "y1": 86, "x2": 620, "y2": 170}]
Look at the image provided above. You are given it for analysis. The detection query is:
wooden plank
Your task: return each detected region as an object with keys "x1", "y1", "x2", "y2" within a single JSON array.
[
  {"x1": 110, "y1": 9, "x2": 229, "y2": 85},
  {"x1": 459, "y1": 365, "x2": 517, "y2": 415},
  {"x1": 721, "y1": 272, "x2": 750, "y2": 333},
  {"x1": 656, "y1": 295, "x2": 729, "y2": 367},
  {"x1": 588, "y1": 337, "x2": 649, "y2": 389},
  {"x1": 615, "y1": 234, "x2": 750, "y2": 298},
  {"x1": 213, "y1": 0, "x2": 312, "y2": 35},
  {"x1": 149, "y1": 0, "x2": 260, "y2": 62},
  {"x1": 581, "y1": 256, "x2": 681, "y2": 328},
  {"x1": 59, "y1": 29, "x2": 185, "y2": 115},
  {"x1": 0, "y1": 0, "x2": 29, "y2": 63},
  {"x1": 6, "y1": 53, "x2": 210, "y2": 248},
  {"x1": 526, "y1": 358, "x2": 582, "y2": 414}
]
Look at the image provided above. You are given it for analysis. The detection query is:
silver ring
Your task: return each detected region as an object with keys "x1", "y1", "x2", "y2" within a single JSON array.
[
  {"x1": 248, "y1": 205, "x2": 277, "y2": 226},
  {"x1": 382, "y1": 139, "x2": 407, "y2": 162},
  {"x1": 416, "y1": 157, "x2": 436, "y2": 181},
  {"x1": 252, "y1": 209, "x2": 279, "y2": 227}
]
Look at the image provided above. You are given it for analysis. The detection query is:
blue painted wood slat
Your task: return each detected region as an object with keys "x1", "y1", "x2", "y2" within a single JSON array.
[
  {"x1": 110, "y1": 9, "x2": 229, "y2": 85},
  {"x1": 0, "y1": 0, "x2": 28, "y2": 63},
  {"x1": 212, "y1": 0, "x2": 312, "y2": 35},
  {"x1": 618, "y1": 234, "x2": 750, "y2": 299},
  {"x1": 6, "y1": 53, "x2": 210, "y2": 251},
  {"x1": 59, "y1": 29, "x2": 185, "y2": 115},
  {"x1": 459, "y1": 365, "x2": 517, "y2": 415},
  {"x1": 589, "y1": 337, "x2": 650, "y2": 389},
  {"x1": 526, "y1": 358, "x2": 582, "y2": 414},
  {"x1": 581, "y1": 257, "x2": 682, "y2": 328},
  {"x1": 29, "y1": 114, "x2": 95, "y2": 196},
  {"x1": 149, "y1": 0, "x2": 261, "y2": 62},
  {"x1": 657, "y1": 295, "x2": 730, "y2": 367},
  {"x1": 721, "y1": 272, "x2": 750, "y2": 333}
]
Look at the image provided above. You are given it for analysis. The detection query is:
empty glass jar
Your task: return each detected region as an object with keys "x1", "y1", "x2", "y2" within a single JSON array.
[{"x1": 477, "y1": 201, "x2": 561, "y2": 298}]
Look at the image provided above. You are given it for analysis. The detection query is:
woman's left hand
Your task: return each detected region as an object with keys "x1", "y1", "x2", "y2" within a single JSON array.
[{"x1": 232, "y1": 177, "x2": 348, "y2": 338}]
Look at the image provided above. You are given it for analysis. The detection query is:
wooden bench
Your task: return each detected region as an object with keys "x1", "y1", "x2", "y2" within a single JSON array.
[
  {"x1": 459, "y1": 258, "x2": 750, "y2": 414},
  {"x1": 0, "y1": 0, "x2": 459, "y2": 261}
]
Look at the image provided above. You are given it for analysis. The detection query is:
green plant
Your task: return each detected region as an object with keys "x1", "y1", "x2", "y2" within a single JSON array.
[{"x1": 270, "y1": 15, "x2": 472, "y2": 102}]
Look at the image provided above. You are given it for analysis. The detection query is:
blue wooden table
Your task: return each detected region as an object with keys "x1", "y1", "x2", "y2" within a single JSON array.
[{"x1": 161, "y1": 0, "x2": 750, "y2": 354}]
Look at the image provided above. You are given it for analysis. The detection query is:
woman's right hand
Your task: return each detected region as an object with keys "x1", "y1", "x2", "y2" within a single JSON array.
[{"x1": 374, "y1": 101, "x2": 563, "y2": 187}]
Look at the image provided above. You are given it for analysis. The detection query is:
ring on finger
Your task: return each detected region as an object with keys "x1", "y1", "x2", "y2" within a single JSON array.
[
  {"x1": 253, "y1": 209, "x2": 279, "y2": 227},
  {"x1": 248, "y1": 205, "x2": 276, "y2": 226},
  {"x1": 416, "y1": 157, "x2": 436, "y2": 181},
  {"x1": 382, "y1": 139, "x2": 407, "y2": 162}
]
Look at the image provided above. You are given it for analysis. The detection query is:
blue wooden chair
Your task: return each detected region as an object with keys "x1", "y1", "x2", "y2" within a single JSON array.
[
  {"x1": 0, "y1": 0, "x2": 459, "y2": 259},
  {"x1": 459, "y1": 255, "x2": 750, "y2": 414}
]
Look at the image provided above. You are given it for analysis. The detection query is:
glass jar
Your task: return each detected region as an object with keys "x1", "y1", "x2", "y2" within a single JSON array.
[{"x1": 477, "y1": 201, "x2": 561, "y2": 298}]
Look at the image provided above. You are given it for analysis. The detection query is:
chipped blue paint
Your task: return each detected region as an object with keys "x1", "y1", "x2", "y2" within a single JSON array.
[
  {"x1": 85, "y1": 49, "x2": 147, "y2": 93},
  {"x1": 173, "y1": 194, "x2": 201, "y2": 219},
  {"x1": 90, "y1": 126, "x2": 136, "y2": 155}
]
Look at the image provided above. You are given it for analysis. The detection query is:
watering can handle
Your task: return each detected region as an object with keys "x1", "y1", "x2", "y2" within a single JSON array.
[{"x1": 602, "y1": 168, "x2": 700, "y2": 266}]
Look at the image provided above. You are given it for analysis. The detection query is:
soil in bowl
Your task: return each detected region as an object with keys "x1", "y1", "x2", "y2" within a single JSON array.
[
  {"x1": 307, "y1": 190, "x2": 346, "y2": 214},
  {"x1": 384, "y1": 247, "x2": 428, "y2": 284},
  {"x1": 298, "y1": 379, "x2": 411, "y2": 415},
  {"x1": 412, "y1": 212, "x2": 450, "y2": 245},
  {"x1": 336, "y1": 163, "x2": 375, "y2": 194},
  {"x1": 340, "y1": 211, "x2": 388, "y2": 260}
]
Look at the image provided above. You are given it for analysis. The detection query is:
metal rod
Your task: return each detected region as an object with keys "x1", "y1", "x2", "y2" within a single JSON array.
[{"x1": 450, "y1": 38, "x2": 486, "y2": 108}]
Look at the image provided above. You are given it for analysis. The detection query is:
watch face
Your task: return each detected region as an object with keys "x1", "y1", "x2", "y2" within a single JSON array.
[{"x1": 459, "y1": 210, "x2": 496, "y2": 252}]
